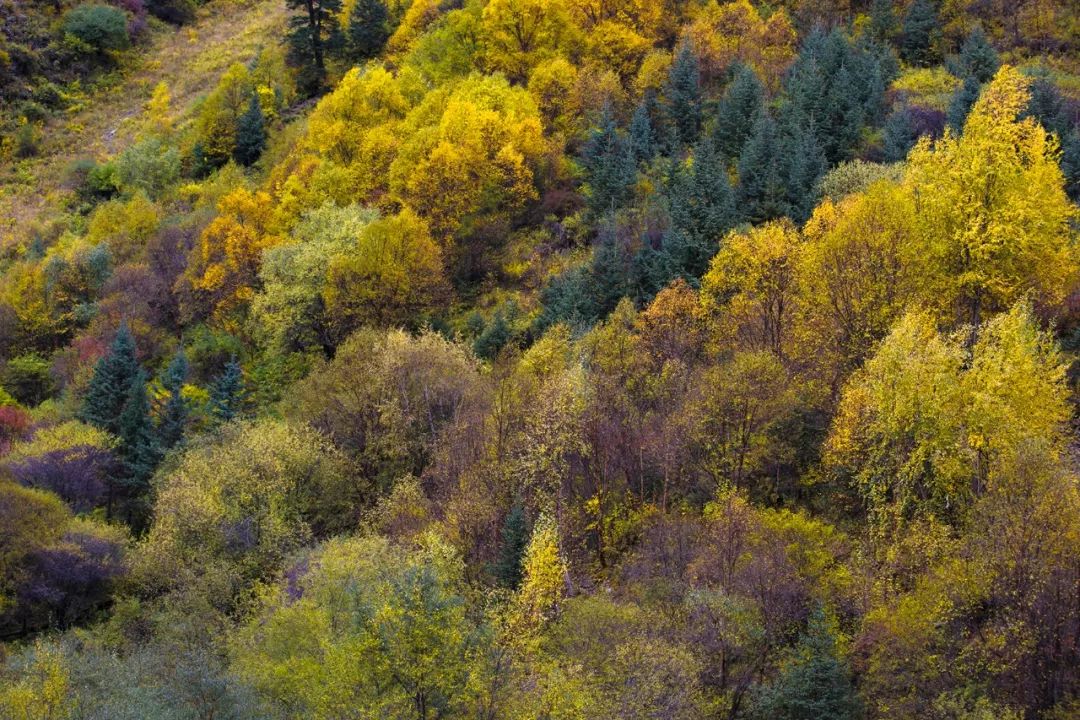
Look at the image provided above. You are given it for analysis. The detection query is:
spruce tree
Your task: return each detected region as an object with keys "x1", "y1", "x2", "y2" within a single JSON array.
[
  {"x1": 628, "y1": 95, "x2": 657, "y2": 163},
  {"x1": 347, "y1": 0, "x2": 389, "y2": 61},
  {"x1": 869, "y1": 0, "x2": 896, "y2": 43},
  {"x1": 630, "y1": 238, "x2": 677, "y2": 305},
  {"x1": 157, "y1": 350, "x2": 189, "y2": 451},
  {"x1": 900, "y1": 0, "x2": 941, "y2": 67},
  {"x1": 210, "y1": 357, "x2": 246, "y2": 424},
  {"x1": 581, "y1": 104, "x2": 637, "y2": 216},
  {"x1": 737, "y1": 114, "x2": 788, "y2": 225},
  {"x1": 947, "y1": 75, "x2": 981, "y2": 132},
  {"x1": 663, "y1": 42, "x2": 702, "y2": 150},
  {"x1": 233, "y1": 94, "x2": 267, "y2": 167},
  {"x1": 882, "y1": 106, "x2": 919, "y2": 162},
  {"x1": 286, "y1": 0, "x2": 344, "y2": 96},
  {"x1": 957, "y1": 26, "x2": 998, "y2": 83},
  {"x1": 668, "y1": 140, "x2": 736, "y2": 275},
  {"x1": 493, "y1": 501, "x2": 529, "y2": 588},
  {"x1": 821, "y1": 63, "x2": 866, "y2": 164},
  {"x1": 117, "y1": 370, "x2": 160, "y2": 527},
  {"x1": 1061, "y1": 130, "x2": 1080, "y2": 202},
  {"x1": 751, "y1": 609, "x2": 861, "y2": 720},
  {"x1": 587, "y1": 226, "x2": 630, "y2": 317},
  {"x1": 81, "y1": 323, "x2": 141, "y2": 435},
  {"x1": 712, "y1": 64, "x2": 764, "y2": 160},
  {"x1": 783, "y1": 122, "x2": 826, "y2": 224}
]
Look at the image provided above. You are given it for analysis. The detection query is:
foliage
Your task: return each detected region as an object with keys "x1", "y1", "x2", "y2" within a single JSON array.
[{"x1": 63, "y1": 4, "x2": 131, "y2": 54}]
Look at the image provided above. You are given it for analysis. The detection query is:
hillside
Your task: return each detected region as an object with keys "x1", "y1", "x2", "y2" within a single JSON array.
[{"x1": 0, "y1": 0, "x2": 1079, "y2": 718}]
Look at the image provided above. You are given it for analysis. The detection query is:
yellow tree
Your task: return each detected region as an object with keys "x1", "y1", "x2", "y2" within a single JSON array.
[
  {"x1": 481, "y1": 0, "x2": 575, "y2": 82},
  {"x1": 904, "y1": 65, "x2": 1077, "y2": 340}
]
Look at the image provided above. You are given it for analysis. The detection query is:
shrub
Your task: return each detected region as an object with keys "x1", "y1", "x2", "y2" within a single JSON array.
[
  {"x1": 2, "y1": 354, "x2": 56, "y2": 407},
  {"x1": 63, "y1": 4, "x2": 131, "y2": 54}
]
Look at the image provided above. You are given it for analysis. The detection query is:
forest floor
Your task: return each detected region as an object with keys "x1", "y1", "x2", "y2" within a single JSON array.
[{"x1": 0, "y1": 0, "x2": 287, "y2": 248}]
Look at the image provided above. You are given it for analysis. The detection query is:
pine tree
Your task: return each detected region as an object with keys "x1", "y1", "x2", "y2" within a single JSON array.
[
  {"x1": 751, "y1": 609, "x2": 861, "y2": 720},
  {"x1": 737, "y1": 114, "x2": 788, "y2": 225},
  {"x1": 628, "y1": 95, "x2": 657, "y2": 163},
  {"x1": 947, "y1": 75, "x2": 981, "y2": 132},
  {"x1": 347, "y1": 0, "x2": 389, "y2": 61},
  {"x1": 118, "y1": 370, "x2": 160, "y2": 528},
  {"x1": 664, "y1": 42, "x2": 702, "y2": 150},
  {"x1": 668, "y1": 140, "x2": 736, "y2": 275},
  {"x1": 783, "y1": 121, "x2": 826, "y2": 223},
  {"x1": 210, "y1": 357, "x2": 246, "y2": 424},
  {"x1": 882, "y1": 106, "x2": 919, "y2": 162},
  {"x1": 869, "y1": 0, "x2": 896, "y2": 43},
  {"x1": 587, "y1": 226, "x2": 630, "y2": 316},
  {"x1": 493, "y1": 501, "x2": 529, "y2": 588},
  {"x1": 582, "y1": 104, "x2": 637, "y2": 216},
  {"x1": 900, "y1": 0, "x2": 940, "y2": 67},
  {"x1": 630, "y1": 238, "x2": 677, "y2": 305},
  {"x1": 712, "y1": 64, "x2": 764, "y2": 160},
  {"x1": 956, "y1": 26, "x2": 998, "y2": 83},
  {"x1": 157, "y1": 350, "x2": 189, "y2": 451},
  {"x1": 1061, "y1": 130, "x2": 1080, "y2": 202},
  {"x1": 821, "y1": 63, "x2": 866, "y2": 164},
  {"x1": 233, "y1": 94, "x2": 267, "y2": 167},
  {"x1": 80, "y1": 323, "x2": 141, "y2": 435},
  {"x1": 286, "y1": 0, "x2": 344, "y2": 96}
]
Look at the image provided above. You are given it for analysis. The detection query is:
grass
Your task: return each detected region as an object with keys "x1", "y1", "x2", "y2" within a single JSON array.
[{"x1": 0, "y1": 0, "x2": 287, "y2": 249}]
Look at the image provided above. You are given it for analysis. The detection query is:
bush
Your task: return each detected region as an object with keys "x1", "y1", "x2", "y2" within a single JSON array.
[
  {"x1": 2, "y1": 354, "x2": 56, "y2": 407},
  {"x1": 146, "y1": 0, "x2": 197, "y2": 24},
  {"x1": 63, "y1": 4, "x2": 131, "y2": 54}
]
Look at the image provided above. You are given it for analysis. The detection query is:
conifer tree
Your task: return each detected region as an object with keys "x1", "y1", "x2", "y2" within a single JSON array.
[
  {"x1": 117, "y1": 370, "x2": 160, "y2": 527},
  {"x1": 882, "y1": 106, "x2": 919, "y2": 162},
  {"x1": 628, "y1": 95, "x2": 657, "y2": 163},
  {"x1": 210, "y1": 357, "x2": 246, "y2": 424},
  {"x1": 821, "y1": 63, "x2": 866, "y2": 164},
  {"x1": 581, "y1": 105, "x2": 637, "y2": 216},
  {"x1": 664, "y1": 42, "x2": 702, "y2": 150},
  {"x1": 347, "y1": 0, "x2": 389, "y2": 61},
  {"x1": 286, "y1": 0, "x2": 344, "y2": 95},
  {"x1": 869, "y1": 0, "x2": 896, "y2": 43},
  {"x1": 957, "y1": 26, "x2": 998, "y2": 83},
  {"x1": 157, "y1": 350, "x2": 189, "y2": 451},
  {"x1": 900, "y1": 0, "x2": 940, "y2": 67},
  {"x1": 494, "y1": 501, "x2": 529, "y2": 589},
  {"x1": 752, "y1": 609, "x2": 861, "y2": 720},
  {"x1": 668, "y1": 140, "x2": 736, "y2": 274},
  {"x1": 947, "y1": 75, "x2": 981, "y2": 132},
  {"x1": 587, "y1": 226, "x2": 630, "y2": 316},
  {"x1": 737, "y1": 114, "x2": 788, "y2": 225},
  {"x1": 713, "y1": 64, "x2": 764, "y2": 160},
  {"x1": 80, "y1": 323, "x2": 141, "y2": 436},
  {"x1": 783, "y1": 122, "x2": 826, "y2": 223},
  {"x1": 233, "y1": 94, "x2": 267, "y2": 167}
]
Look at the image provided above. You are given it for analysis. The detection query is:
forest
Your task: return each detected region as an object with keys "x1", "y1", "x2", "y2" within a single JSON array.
[{"x1": 0, "y1": 0, "x2": 1079, "y2": 717}]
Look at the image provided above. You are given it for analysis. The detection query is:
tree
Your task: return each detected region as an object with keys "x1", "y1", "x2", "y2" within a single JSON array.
[
  {"x1": 782, "y1": 120, "x2": 826, "y2": 223},
  {"x1": 712, "y1": 64, "x2": 764, "y2": 160},
  {"x1": 668, "y1": 140, "x2": 736, "y2": 276},
  {"x1": 157, "y1": 350, "x2": 189, "y2": 451},
  {"x1": 956, "y1": 26, "x2": 998, "y2": 83},
  {"x1": 946, "y1": 75, "x2": 981, "y2": 132},
  {"x1": 347, "y1": 0, "x2": 390, "y2": 61},
  {"x1": 628, "y1": 94, "x2": 657, "y2": 163},
  {"x1": 581, "y1": 104, "x2": 637, "y2": 216},
  {"x1": 63, "y1": 4, "x2": 130, "y2": 54},
  {"x1": 286, "y1": 0, "x2": 344, "y2": 95},
  {"x1": 737, "y1": 114, "x2": 788, "y2": 224},
  {"x1": 882, "y1": 106, "x2": 919, "y2": 162},
  {"x1": 900, "y1": 0, "x2": 940, "y2": 67},
  {"x1": 664, "y1": 41, "x2": 702, "y2": 149},
  {"x1": 209, "y1": 357, "x2": 246, "y2": 424},
  {"x1": 868, "y1": 0, "x2": 897, "y2": 43},
  {"x1": 752, "y1": 609, "x2": 860, "y2": 720},
  {"x1": 233, "y1": 94, "x2": 267, "y2": 167},
  {"x1": 493, "y1": 501, "x2": 528, "y2": 588},
  {"x1": 80, "y1": 324, "x2": 140, "y2": 436},
  {"x1": 116, "y1": 371, "x2": 160, "y2": 528}
]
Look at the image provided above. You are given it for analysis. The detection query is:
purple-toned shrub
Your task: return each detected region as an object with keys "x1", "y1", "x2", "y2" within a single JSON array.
[{"x1": 7, "y1": 446, "x2": 118, "y2": 513}]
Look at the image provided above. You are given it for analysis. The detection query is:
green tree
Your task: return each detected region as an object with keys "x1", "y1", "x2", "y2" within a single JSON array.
[
  {"x1": 664, "y1": 42, "x2": 702, "y2": 149},
  {"x1": 956, "y1": 26, "x2": 998, "y2": 83},
  {"x1": 947, "y1": 75, "x2": 981, "y2": 132},
  {"x1": 668, "y1": 139, "x2": 736, "y2": 275},
  {"x1": 581, "y1": 104, "x2": 637, "y2": 216},
  {"x1": 80, "y1": 324, "x2": 140, "y2": 436},
  {"x1": 900, "y1": 0, "x2": 940, "y2": 67},
  {"x1": 752, "y1": 609, "x2": 860, "y2": 720},
  {"x1": 869, "y1": 0, "x2": 897, "y2": 43},
  {"x1": 157, "y1": 350, "x2": 189, "y2": 451},
  {"x1": 494, "y1": 501, "x2": 529, "y2": 588},
  {"x1": 63, "y1": 4, "x2": 130, "y2": 54},
  {"x1": 783, "y1": 120, "x2": 826, "y2": 223},
  {"x1": 347, "y1": 0, "x2": 390, "y2": 61},
  {"x1": 209, "y1": 357, "x2": 246, "y2": 424},
  {"x1": 628, "y1": 94, "x2": 657, "y2": 163},
  {"x1": 882, "y1": 106, "x2": 918, "y2": 162},
  {"x1": 286, "y1": 0, "x2": 344, "y2": 95},
  {"x1": 233, "y1": 94, "x2": 267, "y2": 167},
  {"x1": 712, "y1": 63, "x2": 764, "y2": 160},
  {"x1": 117, "y1": 370, "x2": 160, "y2": 528},
  {"x1": 737, "y1": 114, "x2": 788, "y2": 224}
]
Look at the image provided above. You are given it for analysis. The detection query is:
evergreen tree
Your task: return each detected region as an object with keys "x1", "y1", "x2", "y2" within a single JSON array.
[
  {"x1": 1061, "y1": 130, "x2": 1080, "y2": 202},
  {"x1": 587, "y1": 226, "x2": 630, "y2": 316},
  {"x1": 751, "y1": 609, "x2": 861, "y2": 720},
  {"x1": 712, "y1": 64, "x2": 764, "y2": 160},
  {"x1": 947, "y1": 75, "x2": 981, "y2": 132},
  {"x1": 286, "y1": 0, "x2": 344, "y2": 96},
  {"x1": 347, "y1": 0, "x2": 389, "y2": 61},
  {"x1": 783, "y1": 122, "x2": 827, "y2": 223},
  {"x1": 80, "y1": 323, "x2": 141, "y2": 435},
  {"x1": 664, "y1": 42, "x2": 702, "y2": 149},
  {"x1": 630, "y1": 238, "x2": 677, "y2": 305},
  {"x1": 737, "y1": 114, "x2": 788, "y2": 225},
  {"x1": 628, "y1": 94, "x2": 657, "y2": 163},
  {"x1": 582, "y1": 104, "x2": 637, "y2": 216},
  {"x1": 157, "y1": 350, "x2": 189, "y2": 451},
  {"x1": 900, "y1": 0, "x2": 940, "y2": 67},
  {"x1": 233, "y1": 94, "x2": 267, "y2": 167},
  {"x1": 493, "y1": 501, "x2": 528, "y2": 588},
  {"x1": 956, "y1": 26, "x2": 999, "y2": 83},
  {"x1": 668, "y1": 140, "x2": 736, "y2": 274},
  {"x1": 821, "y1": 63, "x2": 866, "y2": 164},
  {"x1": 869, "y1": 0, "x2": 897, "y2": 43},
  {"x1": 209, "y1": 357, "x2": 246, "y2": 424},
  {"x1": 117, "y1": 370, "x2": 160, "y2": 527},
  {"x1": 882, "y1": 106, "x2": 919, "y2": 162}
]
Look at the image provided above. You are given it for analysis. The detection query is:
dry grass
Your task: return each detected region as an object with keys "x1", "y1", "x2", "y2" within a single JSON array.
[{"x1": 0, "y1": 0, "x2": 287, "y2": 248}]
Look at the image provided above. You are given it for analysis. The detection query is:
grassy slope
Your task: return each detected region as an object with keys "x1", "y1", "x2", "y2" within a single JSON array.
[{"x1": 0, "y1": 0, "x2": 287, "y2": 248}]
